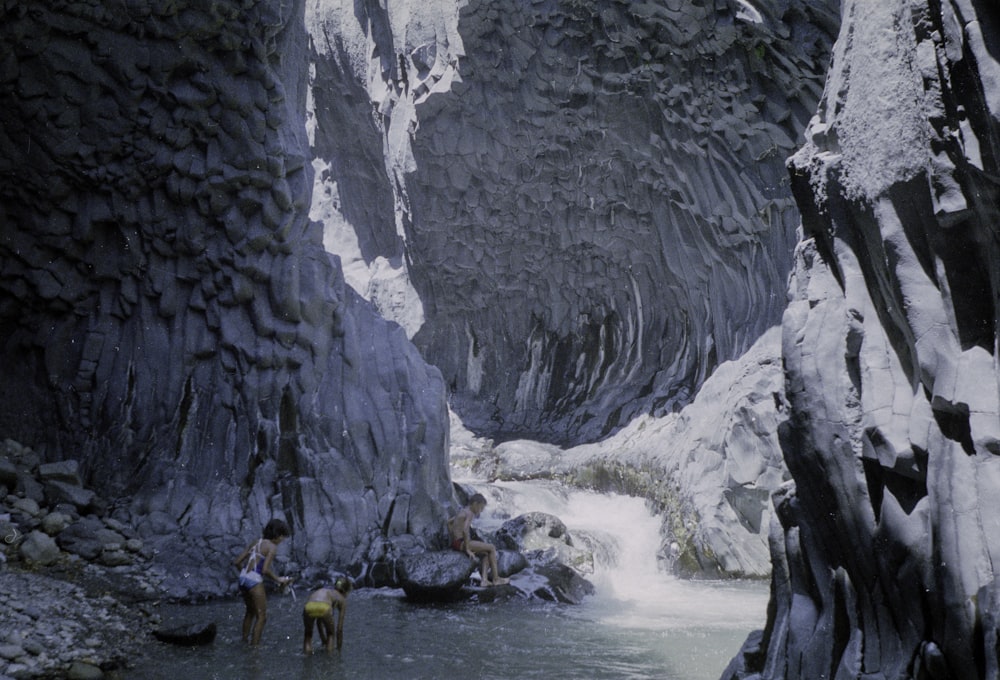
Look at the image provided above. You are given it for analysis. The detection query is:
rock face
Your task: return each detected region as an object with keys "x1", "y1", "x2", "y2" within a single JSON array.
[
  {"x1": 456, "y1": 328, "x2": 788, "y2": 579},
  {"x1": 727, "y1": 1, "x2": 1000, "y2": 678},
  {"x1": 0, "y1": 0, "x2": 452, "y2": 585},
  {"x1": 307, "y1": 0, "x2": 839, "y2": 444}
]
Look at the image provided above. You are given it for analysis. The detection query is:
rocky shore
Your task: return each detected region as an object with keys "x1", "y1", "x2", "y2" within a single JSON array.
[
  {"x1": 0, "y1": 437, "x2": 601, "y2": 678},
  {"x1": 0, "y1": 440, "x2": 163, "y2": 679}
]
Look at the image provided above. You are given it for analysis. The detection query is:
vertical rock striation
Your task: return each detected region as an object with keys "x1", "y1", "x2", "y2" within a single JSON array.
[
  {"x1": 308, "y1": 0, "x2": 839, "y2": 444},
  {"x1": 0, "y1": 0, "x2": 452, "y2": 592},
  {"x1": 728, "y1": 1, "x2": 1000, "y2": 677}
]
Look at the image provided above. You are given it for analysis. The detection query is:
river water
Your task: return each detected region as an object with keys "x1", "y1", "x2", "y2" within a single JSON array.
[{"x1": 131, "y1": 482, "x2": 769, "y2": 679}]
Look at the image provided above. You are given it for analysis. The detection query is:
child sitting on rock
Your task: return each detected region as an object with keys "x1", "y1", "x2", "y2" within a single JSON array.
[
  {"x1": 448, "y1": 493, "x2": 509, "y2": 586},
  {"x1": 302, "y1": 576, "x2": 353, "y2": 653}
]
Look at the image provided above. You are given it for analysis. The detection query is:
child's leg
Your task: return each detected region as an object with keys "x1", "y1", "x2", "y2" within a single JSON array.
[
  {"x1": 468, "y1": 540, "x2": 492, "y2": 582},
  {"x1": 320, "y1": 614, "x2": 336, "y2": 651},
  {"x1": 488, "y1": 547, "x2": 507, "y2": 585},
  {"x1": 303, "y1": 612, "x2": 315, "y2": 654},
  {"x1": 240, "y1": 589, "x2": 256, "y2": 643},
  {"x1": 248, "y1": 586, "x2": 268, "y2": 645}
]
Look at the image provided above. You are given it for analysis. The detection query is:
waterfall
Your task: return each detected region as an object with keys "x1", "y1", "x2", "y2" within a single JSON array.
[{"x1": 456, "y1": 477, "x2": 769, "y2": 632}]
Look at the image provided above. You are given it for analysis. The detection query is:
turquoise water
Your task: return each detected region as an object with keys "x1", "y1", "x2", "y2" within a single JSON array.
[{"x1": 133, "y1": 579, "x2": 767, "y2": 680}]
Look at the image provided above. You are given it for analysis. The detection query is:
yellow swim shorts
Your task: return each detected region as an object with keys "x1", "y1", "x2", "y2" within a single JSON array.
[{"x1": 304, "y1": 601, "x2": 332, "y2": 618}]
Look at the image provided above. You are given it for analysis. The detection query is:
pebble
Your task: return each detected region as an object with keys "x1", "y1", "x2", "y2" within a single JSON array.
[
  {"x1": 0, "y1": 571, "x2": 150, "y2": 677},
  {"x1": 66, "y1": 661, "x2": 104, "y2": 680},
  {"x1": 0, "y1": 644, "x2": 25, "y2": 660}
]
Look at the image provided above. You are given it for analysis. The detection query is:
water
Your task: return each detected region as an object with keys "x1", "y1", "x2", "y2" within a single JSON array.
[{"x1": 132, "y1": 482, "x2": 769, "y2": 679}]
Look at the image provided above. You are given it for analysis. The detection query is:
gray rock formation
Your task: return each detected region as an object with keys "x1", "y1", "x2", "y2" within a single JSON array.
[
  {"x1": 0, "y1": 0, "x2": 452, "y2": 587},
  {"x1": 456, "y1": 327, "x2": 788, "y2": 579},
  {"x1": 727, "y1": 1, "x2": 1000, "y2": 678},
  {"x1": 308, "y1": 0, "x2": 839, "y2": 443}
]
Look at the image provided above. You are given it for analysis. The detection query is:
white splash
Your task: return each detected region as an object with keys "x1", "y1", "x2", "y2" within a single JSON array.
[{"x1": 463, "y1": 478, "x2": 770, "y2": 632}]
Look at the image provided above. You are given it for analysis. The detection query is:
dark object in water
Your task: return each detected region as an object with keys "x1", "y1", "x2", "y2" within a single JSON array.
[{"x1": 153, "y1": 622, "x2": 217, "y2": 646}]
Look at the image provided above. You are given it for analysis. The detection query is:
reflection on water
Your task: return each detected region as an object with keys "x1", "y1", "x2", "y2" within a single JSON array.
[{"x1": 133, "y1": 483, "x2": 769, "y2": 679}]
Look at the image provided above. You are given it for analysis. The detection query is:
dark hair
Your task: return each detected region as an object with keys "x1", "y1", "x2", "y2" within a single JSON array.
[
  {"x1": 334, "y1": 576, "x2": 354, "y2": 594},
  {"x1": 469, "y1": 493, "x2": 487, "y2": 506},
  {"x1": 262, "y1": 518, "x2": 291, "y2": 540}
]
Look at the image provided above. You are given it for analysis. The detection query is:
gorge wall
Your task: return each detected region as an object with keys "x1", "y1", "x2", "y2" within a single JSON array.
[
  {"x1": 308, "y1": 0, "x2": 839, "y2": 444},
  {"x1": 2, "y1": 0, "x2": 844, "y2": 597},
  {"x1": 0, "y1": 1, "x2": 452, "y2": 593},
  {"x1": 727, "y1": 1, "x2": 1000, "y2": 678}
]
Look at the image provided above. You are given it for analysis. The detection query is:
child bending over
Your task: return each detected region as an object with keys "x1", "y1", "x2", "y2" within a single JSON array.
[{"x1": 302, "y1": 576, "x2": 353, "y2": 653}]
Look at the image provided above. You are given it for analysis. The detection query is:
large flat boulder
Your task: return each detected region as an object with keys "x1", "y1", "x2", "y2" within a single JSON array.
[{"x1": 396, "y1": 551, "x2": 476, "y2": 603}]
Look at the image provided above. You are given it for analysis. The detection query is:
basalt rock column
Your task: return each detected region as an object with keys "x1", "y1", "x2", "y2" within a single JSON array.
[
  {"x1": 307, "y1": 0, "x2": 839, "y2": 444},
  {"x1": 404, "y1": 0, "x2": 838, "y2": 443},
  {"x1": 727, "y1": 1, "x2": 1000, "y2": 678},
  {"x1": 0, "y1": 1, "x2": 452, "y2": 591}
]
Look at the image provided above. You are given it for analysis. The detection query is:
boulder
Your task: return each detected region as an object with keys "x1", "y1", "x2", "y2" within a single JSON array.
[
  {"x1": 98, "y1": 548, "x2": 132, "y2": 567},
  {"x1": 495, "y1": 512, "x2": 569, "y2": 551},
  {"x1": 57, "y1": 517, "x2": 125, "y2": 561},
  {"x1": 40, "y1": 512, "x2": 72, "y2": 536},
  {"x1": 43, "y1": 481, "x2": 96, "y2": 513},
  {"x1": 462, "y1": 583, "x2": 520, "y2": 604},
  {"x1": 15, "y1": 473, "x2": 44, "y2": 504},
  {"x1": 153, "y1": 622, "x2": 217, "y2": 646},
  {"x1": 38, "y1": 460, "x2": 82, "y2": 486},
  {"x1": 66, "y1": 661, "x2": 104, "y2": 680},
  {"x1": 396, "y1": 551, "x2": 476, "y2": 603},
  {"x1": 496, "y1": 550, "x2": 528, "y2": 578},
  {"x1": 19, "y1": 530, "x2": 61, "y2": 566},
  {"x1": 9, "y1": 496, "x2": 40, "y2": 518},
  {"x1": 0, "y1": 459, "x2": 17, "y2": 488},
  {"x1": 528, "y1": 564, "x2": 595, "y2": 605},
  {"x1": 496, "y1": 512, "x2": 592, "y2": 573}
]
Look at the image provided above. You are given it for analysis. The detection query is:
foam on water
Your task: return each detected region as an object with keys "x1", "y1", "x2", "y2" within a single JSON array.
[{"x1": 468, "y1": 479, "x2": 770, "y2": 632}]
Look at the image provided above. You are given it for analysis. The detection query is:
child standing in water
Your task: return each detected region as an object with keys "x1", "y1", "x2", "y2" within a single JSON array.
[
  {"x1": 233, "y1": 518, "x2": 293, "y2": 645},
  {"x1": 302, "y1": 576, "x2": 353, "y2": 653},
  {"x1": 448, "y1": 493, "x2": 509, "y2": 586}
]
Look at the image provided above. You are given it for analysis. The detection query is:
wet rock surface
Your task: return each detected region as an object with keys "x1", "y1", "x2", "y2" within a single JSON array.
[
  {"x1": 395, "y1": 506, "x2": 596, "y2": 605},
  {"x1": 396, "y1": 550, "x2": 478, "y2": 602}
]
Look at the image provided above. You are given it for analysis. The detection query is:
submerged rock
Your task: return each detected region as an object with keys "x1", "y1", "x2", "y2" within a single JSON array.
[
  {"x1": 527, "y1": 564, "x2": 596, "y2": 605},
  {"x1": 152, "y1": 622, "x2": 218, "y2": 647}
]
